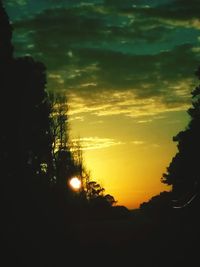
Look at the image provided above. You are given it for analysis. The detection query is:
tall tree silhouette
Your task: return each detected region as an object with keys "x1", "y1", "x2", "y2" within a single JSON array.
[
  {"x1": 162, "y1": 67, "x2": 200, "y2": 207},
  {"x1": 49, "y1": 93, "x2": 91, "y2": 195},
  {"x1": 0, "y1": 2, "x2": 57, "y2": 265},
  {"x1": 0, "y1": 0, "x2": 52, "y2": 191},
  {"x1": 48, "y1": 92, "x2": 79, "y2": 204}
]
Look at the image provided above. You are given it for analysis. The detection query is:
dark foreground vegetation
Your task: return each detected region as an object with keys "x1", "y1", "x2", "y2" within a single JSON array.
[{"x1": 1, "y1": 2, "x2": 200, "y2": 266}]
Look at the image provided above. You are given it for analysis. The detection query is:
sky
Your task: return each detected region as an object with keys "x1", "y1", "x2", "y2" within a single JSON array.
[{"x1": 4, "y1": 0, "x2": 200, "y2": 209}]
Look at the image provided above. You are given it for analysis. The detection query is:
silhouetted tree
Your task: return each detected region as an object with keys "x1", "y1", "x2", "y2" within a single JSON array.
[
  {"x1": 87, "y1": 181, "x2": 105, "y2": 199},
  {"x1": 49, "y1": 92, "x2": 78, "y2": 193},
  {"x1": 16, "y1": 57, "x2": 53, "y2": 187},
  {"x1": 70, "y1": 138, "x2": 89, "y2": 191},
  {"x1": 0, "y1": 2, "x2": 59, "y2": 265},
  {"x1": 48, "y1": 97, "x2": 92, "y2": 206},
  {"x1": 49, "y1": 93, "x2": 69, "y2": 152},
  {"x1": 87, "y1": 181, "x2": 116, "y2": 208},
  {"x1": 162, "y1": 67, "x2": 200, "y2": 208}
]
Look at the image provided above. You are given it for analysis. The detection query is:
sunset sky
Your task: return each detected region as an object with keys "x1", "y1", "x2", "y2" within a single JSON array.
[{"x1": 5, "y1": 0, "x2": 200, "y2": 209}]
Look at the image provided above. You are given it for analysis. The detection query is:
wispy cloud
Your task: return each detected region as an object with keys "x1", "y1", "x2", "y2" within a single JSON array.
[
  {"x1": 6, "y1": 0, "x2": 27, "y2": 6},
  {"x1": 71, "y1": 136, "x2": 124, "y2": 150},
  {"x1": 131, "y1": 140, "x2": 145, "y2": 145},
  {"x1": 137, "y1": 119, "x2": 153, "y2": 124},
  {"x1": 68, "y1": 83, "x2": 191, "y2": 119}
]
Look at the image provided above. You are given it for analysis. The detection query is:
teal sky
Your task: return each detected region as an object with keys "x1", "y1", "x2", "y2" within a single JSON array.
[{"x1": 5, "y1": 0, "x2": 200, "y2": 208}]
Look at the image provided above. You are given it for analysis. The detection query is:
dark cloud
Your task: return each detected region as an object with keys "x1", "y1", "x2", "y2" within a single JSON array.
[
  {"x1": 41, "y1": 43, "x2": 198, "y2": 112},
  {"x1": 12, "y1": 0, "x2": 200, "y2": 61},
  {"x1": 6, "y1": 0, "x2": 200, "y2": 112},
  {"x1": 122, "y1": 0, "x2": 200, "y2": 21},
  {"x1": 68, "y1": 44, "x2": 198, "y2": 99},
  {"x1": 12, "y1": 4, "x2": 198, "y2": 65},
  {"x1": 104, "y1": 0, "x2": 133, "y2": 9},
  {"x1": 13, "y1": 7, "x2": 107, "y2": 58}
]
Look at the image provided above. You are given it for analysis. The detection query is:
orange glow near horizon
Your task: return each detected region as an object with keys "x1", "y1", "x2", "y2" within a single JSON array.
[
  {"x1": 70, "y1": 109, "x2": 189, "y2": 210},
  {"x1": 83, "y1": 142, "x2": 172, "y2": 209}
]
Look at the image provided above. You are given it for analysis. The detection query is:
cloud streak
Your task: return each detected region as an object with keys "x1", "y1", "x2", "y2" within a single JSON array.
[
  {"x1": 68, "y1": 89, "x2": 190, "y2": 119},
  {"x1": 71, "y1": 136, "x2": 124, "y2": 150}
]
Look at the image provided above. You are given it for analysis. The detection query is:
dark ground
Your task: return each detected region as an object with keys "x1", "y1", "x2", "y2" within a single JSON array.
[{"x1": 2, "y1": 207, "x2": 199, "y2": 267}]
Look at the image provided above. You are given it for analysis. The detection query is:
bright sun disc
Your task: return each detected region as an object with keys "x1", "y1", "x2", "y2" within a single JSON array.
[{"x1": 69, "y1": 177, "x2": 81, "y2": 190}]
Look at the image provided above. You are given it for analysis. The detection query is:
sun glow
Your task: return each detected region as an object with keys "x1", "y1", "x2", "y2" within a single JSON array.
[{"x1": 69, "y1": 177, "x2": 82, "y2": 190}]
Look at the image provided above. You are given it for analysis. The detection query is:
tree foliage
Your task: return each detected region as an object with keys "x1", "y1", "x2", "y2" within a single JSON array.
[{"x1": 162, "y1": 67, "x2": 200, "y2": 204}]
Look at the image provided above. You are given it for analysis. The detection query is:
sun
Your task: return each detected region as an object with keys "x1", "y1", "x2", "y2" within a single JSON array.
[{"x1": 69, "y1": 177, "x2": 82, "y2": 190}]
